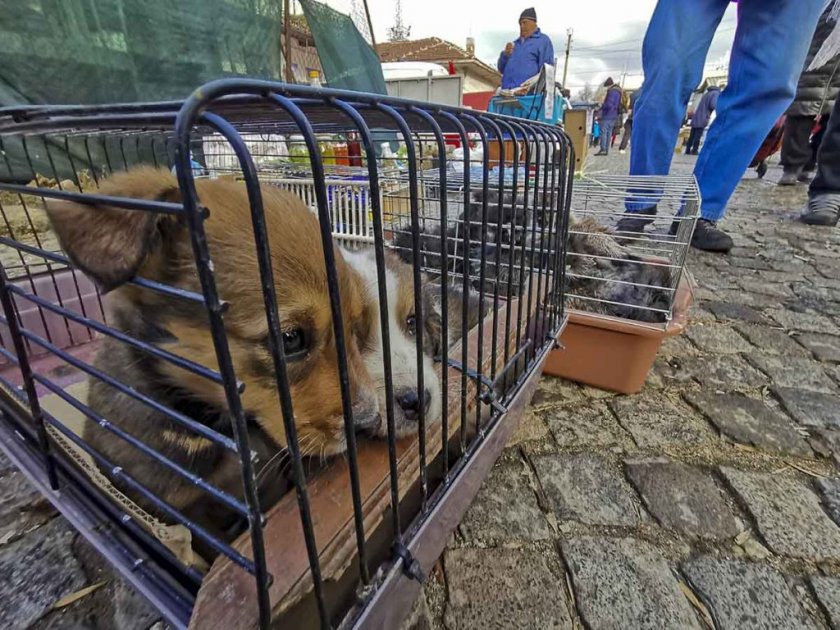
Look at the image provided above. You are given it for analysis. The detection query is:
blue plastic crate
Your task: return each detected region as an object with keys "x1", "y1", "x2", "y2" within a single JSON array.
[{"x1": 488, "y1": 93, "x2": 563, "y2": 125}]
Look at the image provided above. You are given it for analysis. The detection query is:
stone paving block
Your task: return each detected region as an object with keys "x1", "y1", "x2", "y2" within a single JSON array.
[
  {"x1": 625, "y1": 459, "x2": 740, "y2": 540},
  {"x1": 543, "y1": 403, "x2": 631, "y2": 450},
  {"x1": 0, "y1": 518, "x2": 87, "y2": 628},
  {"x1": 506, "y1": 409, "x2": 551, "y2": 447},
  {"x1": 531, "y1": 376, "x2": 586, "y2": 408},
  {"x1": 810, "y1": 576, "x2": 840, "y2": 630},
  {"x1": 774, "y1": 387, "x2": 840, "y2": 429},
  {"x1": 610, "y1": 393, "x2": 714, "y2": 448},
  {"x1": 728, "y1": 256, "x2": 774, "y2": 271},
  {"x1": 684, "y1": 391, "x2": 811, "y2": 456},
  {"x1": 685, "y1": 323, "x2": 753, "y2": 354},
  {"x1": 400, "y1": 592, "x2": 434, "y2": 630},
  {"x1": 817, "y1": 478, "x2": 840, "y2": 528},
  {"x1": 460, "y1": 463, "x2": 551, "y2": 543},
  {"x1": 0, "y1": 466, "x2": 55, "y2": 545},
  {"x1": 664, "y1": 354, "x2": 768, "y2": 390},
  {"x1": 706, "y1": 301, "x2": 771, "y2": 325},
  {"x1": 748, "y1": 354, "x2": 839, "y2": 394},
  {"x1": 682, "y1": 556, "x2": 817, "y2": 630},
  {"x1": 443, "y1": 547, "x2": 573, "y2": 629},
  {"x1": 797, "y1": 333, "x2": 840, "y2": 363},
  {"x1": 736, "y1": 278, "x2": 795, "y2": 299},
  {"x1": 793, "y1": 283, "x2": 840, "y2": 312},
  {"x1": 722, "y1": 468, "x2": 840, "y2": 561},
  {"x1": 769, "y1": 309, "x2": 839, "y2": 334},
  {"x1": 660, "y1": 334, "x2": 700, "y2": 357},
  {"x1": 734, "y1": 324, "x2": 811, "y2": 358},
  {"x1": 562, "y1": 537, "x2": 700, "y2": 630},
  {"x1": 811, "y1": 276, "x2": 840, "y2": 291},
  {"x1": 532, "y1": 454, "x2": 641, "y2": 527}
]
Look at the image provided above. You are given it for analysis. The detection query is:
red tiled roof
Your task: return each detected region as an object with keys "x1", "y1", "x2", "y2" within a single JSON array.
[{"x1": 376, "y1": 37, "x2": 500, "y2": 79}]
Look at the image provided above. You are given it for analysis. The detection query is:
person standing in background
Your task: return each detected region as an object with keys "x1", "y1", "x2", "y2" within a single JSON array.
[
  {"x1": 617, "y1": 0, "x2": 825, "y2": 253},
  {"x1": 779, "y1": 6, "x2": 840, "y2": 186},
  {"x1": 619, "y1": 91, "x2": 638, "y2": 154},
  {"x1": 497, "y1": 8, "x2": 555, "y2": 90},
  {"x1": 800, "y1": 91, "x2": 840, "y2": 225},
  {"x1": 686, "y1": 85, "x2": 721, "y2": 154},
  {"x1": 596, "y1": 78, "x2": 622, "y2": 156}
]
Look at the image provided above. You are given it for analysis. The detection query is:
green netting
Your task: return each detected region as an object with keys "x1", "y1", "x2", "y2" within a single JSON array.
[
  {"x1": 299, "y1": 0, "x2": 386, "y2": 94},
  {"x1": 0, "y1": 0, "x2": 282, "y2": 106}
]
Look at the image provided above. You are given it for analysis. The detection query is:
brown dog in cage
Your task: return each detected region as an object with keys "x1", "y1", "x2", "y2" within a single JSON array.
[{"x1": 45, "y1": 167, "x2": 383, "y2": 550}]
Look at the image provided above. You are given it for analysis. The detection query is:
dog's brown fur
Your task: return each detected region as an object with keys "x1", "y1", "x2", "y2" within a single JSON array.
[{"x1": 46, "y1": 167, "x2": 378, "y2": 550}]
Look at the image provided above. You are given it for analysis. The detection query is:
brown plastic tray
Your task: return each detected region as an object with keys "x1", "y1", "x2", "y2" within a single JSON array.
[{"x1": 543, "y1": 272, "x2": 695, "y2": 394}]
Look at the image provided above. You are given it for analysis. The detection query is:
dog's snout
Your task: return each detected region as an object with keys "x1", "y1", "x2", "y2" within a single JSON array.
[
  {"x1": 352, "y1": 391, "x2": 381, "y2": 434},
  {"x1": 397, "y1": 389, "x2": 432, "y2": 421}
]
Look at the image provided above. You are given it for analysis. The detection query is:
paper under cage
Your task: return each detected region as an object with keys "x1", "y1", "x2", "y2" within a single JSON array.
[
  {"x1": 0, "y1": 81, "x2": 572, "y2": 630},
  {"x1": 566, "y1": 174, "x2": 700, "y2": 325}
]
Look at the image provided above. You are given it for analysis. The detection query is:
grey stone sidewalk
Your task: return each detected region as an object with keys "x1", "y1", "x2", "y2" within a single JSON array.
[
  {"x1": 0, "y1": 151, "x2": 838, "y2": 629},
  {"x1": 413, "y1": 153, "x2": 840, "y2": 629}
]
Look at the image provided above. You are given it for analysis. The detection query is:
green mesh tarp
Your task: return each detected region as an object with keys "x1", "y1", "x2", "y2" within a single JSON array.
[
  {"x1": 0, "y1": 0, "x2": 281, "y2": 181},
  {"x1": 0, "y1": 0, "x2": 282, "y2": 106},
  {"x1": 299, "y1": 0, "x2": 386, "y2": 94}
]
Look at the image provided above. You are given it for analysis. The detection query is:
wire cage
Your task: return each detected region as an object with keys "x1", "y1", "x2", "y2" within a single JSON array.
[
  {"x1": 565, "y1": 174, "x2": 700, "y2": 326},
  {"x1": 0, "y1": 80, "x2": 572, "y2": 630}
]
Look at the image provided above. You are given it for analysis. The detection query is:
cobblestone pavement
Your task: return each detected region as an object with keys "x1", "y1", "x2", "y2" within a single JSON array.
[
  {"x1": 1, "y1": 151, "x2": 839, "y2": 629},
  {"x1": 410, "y1": 152, "x2": 840, "y2": 630}
]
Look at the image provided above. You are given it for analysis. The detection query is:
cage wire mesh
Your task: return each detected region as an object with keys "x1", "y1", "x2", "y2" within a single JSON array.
[
  {"x1": 566, "y1": 174, "x2": 700, "y2": 325},
  {"x1": 0, "y1": 80, "x2": 572, "y2": 629}
]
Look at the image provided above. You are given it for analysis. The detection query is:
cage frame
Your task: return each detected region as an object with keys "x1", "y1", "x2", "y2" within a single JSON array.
[{"x1": 0, "y1": 78, "x2": 573, "y2": 630}]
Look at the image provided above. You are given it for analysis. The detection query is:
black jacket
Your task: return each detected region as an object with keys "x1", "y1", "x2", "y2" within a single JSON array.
[{"x1": 788, "y1": 8, "x2": 840, "y2": 117}]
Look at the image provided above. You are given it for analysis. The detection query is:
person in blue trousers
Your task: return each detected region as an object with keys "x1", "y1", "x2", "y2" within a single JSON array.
[
  {"x1": 618, "y1": 0, "x2": 826, "y2": 253},
  {"x1": 596, "y1": 78, "x2": 622, "y2": 156}
]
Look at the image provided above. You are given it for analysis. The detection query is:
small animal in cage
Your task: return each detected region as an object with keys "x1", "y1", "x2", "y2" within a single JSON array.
[
  {"x1": 344, "y1": 248, "x2": 442, "y2": 438},
  {"x1": 391, "y1": 187, "x2": 555, "y2": 296},
  {"x1": 44, "y1": 167, "x2": 382, "y2": 548},
  {"x1": 566, "y1": 215, "x2": 674, "y2": 323},
  {"x1": 344, "y1": 248, "x2": 487, "y2": 438}
]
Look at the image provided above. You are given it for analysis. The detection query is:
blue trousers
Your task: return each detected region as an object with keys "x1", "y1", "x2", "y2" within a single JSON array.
[
  {"x1": 600, "y1": 118, "x2": 617, "y2": 153},
  {"x1": 628, "y1": 0, "x2": 825, "y2": 219}
]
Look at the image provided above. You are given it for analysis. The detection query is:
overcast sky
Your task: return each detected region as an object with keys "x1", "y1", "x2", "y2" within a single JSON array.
[{"x1": 360, "y1": 0, "x2": 738, "y2": 92}]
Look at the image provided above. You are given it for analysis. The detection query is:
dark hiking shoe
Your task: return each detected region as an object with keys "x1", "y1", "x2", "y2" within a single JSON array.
[
  {"x1": 615, "y1": 206, "x2": 658, "y2": 234},
  {"x1": 778, "y1": 170, "x2": 800, "y2": 186},
  {"x1": 800, "y1": 194, "x2": 840, "y2": 226},
  {"x1": 690, "y1": 219, "x2": 733, "y2": 253}
]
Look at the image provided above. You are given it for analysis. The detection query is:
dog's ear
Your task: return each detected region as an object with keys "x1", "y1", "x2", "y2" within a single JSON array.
[{"x1": 45, "y1": 167, "x2": 185, "y2": 292}]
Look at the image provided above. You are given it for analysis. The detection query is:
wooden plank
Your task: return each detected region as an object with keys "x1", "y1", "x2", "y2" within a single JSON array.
[{"x1": 190, "y1": 297, "x2": 523, "y2": 630}]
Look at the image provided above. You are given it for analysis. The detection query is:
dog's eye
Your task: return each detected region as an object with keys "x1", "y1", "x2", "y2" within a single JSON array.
[
  {"x1": 405, "y1": 314, "x2": 416, "y2": 335},
  {"x1": 282, "y1": 328, "x2": 309, "y2": 359}
]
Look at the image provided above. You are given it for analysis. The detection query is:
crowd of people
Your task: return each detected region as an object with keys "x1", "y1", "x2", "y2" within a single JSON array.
[{"x1": 497, "y1": 2, "x2": 840, "y2": 254}]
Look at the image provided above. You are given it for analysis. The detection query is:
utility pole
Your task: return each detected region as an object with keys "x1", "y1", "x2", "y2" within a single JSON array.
[
  {"x1": 562, "y1": 28, "x2": 573, "y2": 88},
  {"x1": 362, "y1": 0, "x2": 378, "y2": 53},
  {"x1": 284, "y1": 0, "x2": 293, "y2": 82}
]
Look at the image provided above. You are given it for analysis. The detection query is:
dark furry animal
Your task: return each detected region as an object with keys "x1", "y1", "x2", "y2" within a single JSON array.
[{"x1": 566, "y1": 216, "x2": 673, "y2": 323}]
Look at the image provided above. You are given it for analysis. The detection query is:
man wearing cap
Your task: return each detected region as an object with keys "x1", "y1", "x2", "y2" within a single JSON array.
[{"x1": 497, "y1": 8, "x2": 556, "y2": 90}]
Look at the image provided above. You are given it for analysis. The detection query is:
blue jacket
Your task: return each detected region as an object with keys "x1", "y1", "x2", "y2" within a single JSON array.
[
  {"x1": 600, "y1": 86, "x2": 622, "y2": 121},
  {"x1": 497, "y1": 28, "x2": 555, "y2": 89},
  {"x1": 692, "y1": 87, "x2": 720, "y2": 128}
]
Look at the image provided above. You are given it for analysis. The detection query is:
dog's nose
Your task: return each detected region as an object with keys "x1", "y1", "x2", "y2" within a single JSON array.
[{"x1": 397, "y1": 389, "x2": 432, "y2": 421}]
